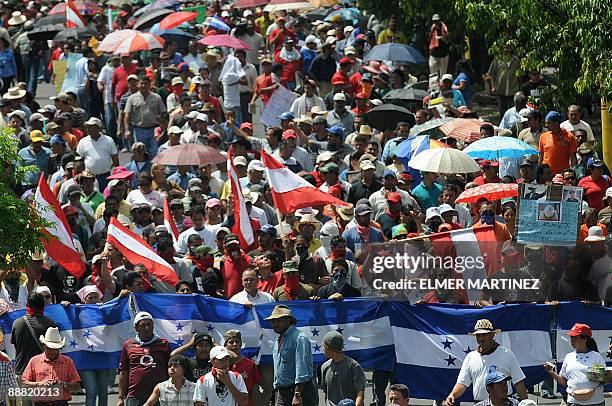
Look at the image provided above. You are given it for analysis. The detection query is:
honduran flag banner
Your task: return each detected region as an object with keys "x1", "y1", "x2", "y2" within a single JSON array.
[
  {"x1": 0, "y1": 297, "x2": 133, "y2": 370},
  {"x1": 133, "y1": 293, "x2": 262, "y2": 359},
  {"x1": 389, "y1": 302, "x2": 553, "y2": 401},
  {"x1": 255, "y1": 299, "x2": 395, "y2": 370}
]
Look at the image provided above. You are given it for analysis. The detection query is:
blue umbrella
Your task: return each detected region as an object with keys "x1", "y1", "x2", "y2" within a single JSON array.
[
  {"x1": 149, "y1": 23, "x2": 195, "y2": 44},
  {"x1": 363, "y1": 43, "x2": 426, "y2": 64},
  {"x1": 324, "y1": 8, "x2": 361, "y2": 25},
  {"x1": 462, "y1": 136, "x2": 539, "y2": 160}
]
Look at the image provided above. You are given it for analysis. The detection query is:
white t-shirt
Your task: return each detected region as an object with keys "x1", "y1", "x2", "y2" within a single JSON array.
[
  {"x1": 97, "y1": 64, "x2": 115, "y2": 105},
  {"x1": 126, "y1": 189, "x2": 165, "y2": 210},
  {"x1": 76, "y1": 135, "x2": 118, "y2": 175},
  {"x1": 560, "y1": 120, "x2": 595, "y2": 142},
  {"x1": 193, "y1": 370, "x2": 247, "y2": 406},
  {"x1": 229, "y1": 289, "x2": 274, "y2": 305},
  {"x1": 559, "y1": 350, "x2": 606, "y2": 405},
  {"x1": 175, "y1": 226, "x2": 216, "y2": 254},
  {"x1": 457, "y1": 346, "x2": 526, "y2": 401}
]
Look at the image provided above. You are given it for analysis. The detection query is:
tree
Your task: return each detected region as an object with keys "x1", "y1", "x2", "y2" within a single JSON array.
[
  {"x1": 0, "y1": 128, "x2": 47, "y2": 272},
  {"x1": 457, "y1": 0, "x2": 612, "y2": 111}
]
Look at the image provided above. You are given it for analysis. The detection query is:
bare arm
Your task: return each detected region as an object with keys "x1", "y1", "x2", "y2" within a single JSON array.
[
  {"x1": 515, "y1": 380, "x2": 528, "y2": 400},
  {"x1": 355, "y1": 389, "x2": 365, "y2": 406},
  {"x1": 143, "y1": 384, "x2": 161, "y2": 406},
  {"x1": 171, "y1": 334, "x2": 195, "y2": 356},
  {"x1": 111, "y1": 154, "x2": 119, "y2": 168},
  {"x1": 117, "y1": 370, "x2": 128, "y2": 406},
  {"x1": 444, "y1": 383, "x2": 467, "y2": 406}
]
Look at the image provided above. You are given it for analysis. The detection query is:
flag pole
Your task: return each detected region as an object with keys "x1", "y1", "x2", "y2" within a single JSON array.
[{"x1": 275, "y1": 208, "x2": 285, "y2": 238}]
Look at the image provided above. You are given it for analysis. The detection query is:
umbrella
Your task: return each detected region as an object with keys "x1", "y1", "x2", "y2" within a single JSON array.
[
  {"x1": 28, "y1": 24, "x2": 64, "y2": 41},
  {"x1": 149, "y1": 23, "x2": 195, "y2": 43},
  {"x1": 304, "y1": 7, "x2": 331, "y2": 20},
  {"x1": 107, "y1": 0, "x2": 133, "y2": 7},
  {"x1": 158, "y1": 11, "x2": 198, "y2": 30},
  {"x1": 133, "y1": 8, "x2": 173, "y2": 31},
  {"x1": 198, "y1": 34, "x2": 251, "y2": 50},
  {"x1": 462, "y1": 136, "x2": 539, "y2": 160},
  {"x1": 383, "y1": 87, "x2": 428, "y2": 102},
  {"x1": 98, "y1": 30, "x2": 164, "y2": 54},
  {"x1": 205, "y1": 16, "x2": 231, "y2": 32},
  {"x1": 49, "y1": 1, "x2": 102, "y2": 15},
  {"x1": 264, "y1": 0, "x2": 315, "y2": 11},
  {"x1": 364, "y1": 43, "x2": 426, "y2": 64},
  {"x1": 439, "y1": 118, "x2": 486, "y2": 143},
  {"x1": 408, "y1": 148, "x2": 480, "y2": 174},
  {"x1": 235, "y1": 0, "x2": 270, "y2": 7},
  {"x1": 324, "y1": 8, "x2": 361, "y2": 23},
  {"x1": 366, "y1": 104, "x2": 415, "y2": 131},
  {"x1": 134, "y1": 0, "x2": 180, "y2": 16},
  {"x1": 53, "y1": 27, "x2": 97, "y2": 42},
  {"x1": 309, "y1": 0, "x2": 338, "y2": 6},
  {"x1": 454, "y1": 183, "x2": 519, "y2": 204},
  {"x1": 34, "y1": 15, "x2": 66, "y2": 28},
  {"x1": 409, "y1": 117, "x2": 454, "y2": 136},
  {"x1": 152, "y1": 144, "x2": 225, "y2": 166}
]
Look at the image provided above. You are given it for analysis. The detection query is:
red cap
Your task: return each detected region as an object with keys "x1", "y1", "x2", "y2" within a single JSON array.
[
  {"x1": 355, "y1": 92, "x2": 368, "y2": 99},
  {"x1": 386, "y1": 192, "x2": 401, "y2": 203},
  {"x1": 566, "y1": 323, "x2": 592, "y2": 337},
  {"x1": 207, "y1": 132, "x2": 222, "y2": 140},
  {"x1": 282, "y1": 129, "x2": 297, "y2": 140},
  {"x1": 331, "y1": 78, "x2": 346, "y2": 85},
  {"x1": 107, "y1": 166, "x2": 135, "y2": 180},
  {"x1": 240, "y1": 122, "x2": 253, "y2": 131},
  {"x1": 479, "y1": 159, "x2": 499, "y2": 168},
  {"x1": 399, "y1": 172, "x2": 412, "y2": 182},
  {"x1": 63, "y1": 205, "x2": 78, "y2": 216},
  {"x1": 339, "y1": 57, "x2": 354, "y2": 65}
]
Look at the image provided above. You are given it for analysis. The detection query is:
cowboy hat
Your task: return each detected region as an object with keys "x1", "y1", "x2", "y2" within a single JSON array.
[
  {"x1": 298, "y1": 214, "x2": 322, "y2": 231},
  {"x1": 4, "y1": 87, "x2": 26, "y2": 100},
  {"x1": 336, "y1": 204, "x2": 355, "y2": 222},
  {"x1": 39, "y1": 327, "x2": 66, "y2": 349},
  {"x1": 358, "y1": 125, "x2": 373, "y2": 136},
  {"x1": 265, "y1": 304, "x2": 296, "y2": 321},
  {"x1": 469, "y1": 319, "x2": 501, "y2": 335},
  {"x1": 8, "y1": 11, "x2": 26, "y2": 26}
]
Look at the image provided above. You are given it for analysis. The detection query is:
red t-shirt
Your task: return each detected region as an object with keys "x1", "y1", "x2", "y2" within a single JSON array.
[
  {"x1": 578, "y1": 175, "x2": 612, "y2": 211},
  {"x1": 254, "y1": 74, "x2": 275, "y2": 106},
  {"x1": 473, "y1": 175, "x2": 502, "y2": 185},
  {"x1": 275, "y1": 57, "x2": 303, "y2": 86},
  {"x1": 112, "y1": 63, "x2": 138, "y2": 102},
  {"x1": 257, "y1": 271, "x2": 284, "y2": 294},
  {"x1": 268, "y1": 28, "x2": 296, "y2": 53},
  {"x1": 222, "y1": 253, "x2": 253, "y2": 298},
  {"x1": 231, "y1": 357, "x2": 261, "y2": 406},
  {"x1": 119, "y1": 338, "x2": 171, "y2": 401}
]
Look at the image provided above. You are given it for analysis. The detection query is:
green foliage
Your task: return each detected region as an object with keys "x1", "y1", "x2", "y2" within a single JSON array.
[{"x1": 0, "y1": 127, "x2": 47, "y2": 271}]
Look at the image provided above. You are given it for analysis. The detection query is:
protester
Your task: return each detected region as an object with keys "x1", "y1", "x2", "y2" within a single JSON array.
[{"x1": 193, "y1": 345, "x2": 248, "y2": 406}]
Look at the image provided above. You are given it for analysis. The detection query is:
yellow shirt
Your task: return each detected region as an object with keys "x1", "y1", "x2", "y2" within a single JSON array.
[{"x1": 377, "y1": 29, "x2": 407, "y2": 44}]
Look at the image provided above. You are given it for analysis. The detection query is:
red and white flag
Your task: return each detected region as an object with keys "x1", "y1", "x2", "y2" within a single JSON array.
[
  {"x1": 163, "y1": 199, "x2": 180, "y2": 242},
  {"x1": 34, "y1": 174, "x2": 86, "y2": 278},
  {"x1": 106, "y1": 217, "x2": 179, "y2": 285},
  {"x1": 260, "y1": 149, "x2": 350, "y2": 214},
  {"x1": 65, "y1": 0, "x2": 86, "y2": 28},
  {"x1": 227, "y1": 149, "x2": 254, "y2": 248}
]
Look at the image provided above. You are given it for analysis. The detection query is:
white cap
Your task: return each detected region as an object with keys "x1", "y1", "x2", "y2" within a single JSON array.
[
  {"x1": 316, "y1": 150, "x2": 335, "y2": 164},
  {"x1": 243, "y1": 9, "x2": 253, "y2": 17},
  {"x1": 196, "y1": 113, "x2": 208, "y2": 122},
  {"x1": 191, "y1": 75, "x2": 204, "y2": 84},
  {"x1": 326, "y1": 29, "x2": 336, "y2": 37},
  {"x1": 233, "y1": 156, "x2": 248, "y2": 167},
  {"x1": 171, "y1": 77, "x2": 184, "y2": 86},
  {"x1": 441, "y1": 73, "x2": 454, "y2": 82},
  {"x1": 519, "y1": 108, "x2": 531, "y2": 122},
  {"x1": 359, "y1": 160, "x2": 376, "y2": 171},
  {"x1": 343, "y1": 25, "x2": 354, "y2": 34},
  {"x1": 325, "y1": 36, "x2": 337, "y2": 45},
  {"x1": 186, "y1": 110, "x2": 199, "y2": 119},
  {"x1": 305, "y1": 34, "x2": 317, "y2": 44},
  {"x1": 333, "y1": 93, "x2": 347, "y2": 102},
  {"x1": 425, "y1": 207, "x2": 442, "y2": 222},
  {"x1": 34, "y1": 285, "x2": 52, "y2": 295},
  {"x1": 248, "y1": 159, "x2": 265, "y2": 172},
  {"x1": 168, "y1": 126, "x2": 182, "y2": 134},
  {"x1": 84, "y1": 117, "x2": 102, "y2": 127},
  {"x1": 134, "y1": 311, "x2": 153, "y2": 326},
  {"x1": 438, "y1": 203, "x2": 457, "y2": 216},
  {"x1": 585, "y1": 226, "x2": 605, "y2": 242},
  {"x1": 221, "y1": 10, "x2": 229, "y2": 17},
  {"x1": 210, "y1": 345, "x2": 231, "y2": 360},
  {"x1": 605, "y1": 187, "x2": 612, "y2": 200}
]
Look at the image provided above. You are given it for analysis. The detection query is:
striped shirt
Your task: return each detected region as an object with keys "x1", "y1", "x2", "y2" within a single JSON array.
[
  {"x1": 158, "y1": 378, "x2": 196, "y2": 406},
  {"x1": 0, "y1": 352, "x2": 17, "y2": 402}
]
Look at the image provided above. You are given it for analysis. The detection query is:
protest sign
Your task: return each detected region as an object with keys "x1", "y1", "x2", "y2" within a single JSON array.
[
  {"x1": 260, "y1": 85, "x2": 298, "y2": 128},
  {"x1": 517, "y1": 184, "x2": 581, "y2": 245},
  {"x1": 61, "y1": 53, "x2": 84, "y2": 94},
  {"x1": 52, "y1": 61, "x2": 68, "y2": 94}
]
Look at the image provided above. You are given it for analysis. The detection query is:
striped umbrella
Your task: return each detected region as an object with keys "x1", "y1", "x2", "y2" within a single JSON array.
[
  {"x1": 98, "y1": 30, "x2": 165, "y2": 54},
  {"x1": 455, "y1": 183, "x2": 518, "y2": 204},
  {"x1": 439, "y1": 118, "x2": 487, "y2": 143}
]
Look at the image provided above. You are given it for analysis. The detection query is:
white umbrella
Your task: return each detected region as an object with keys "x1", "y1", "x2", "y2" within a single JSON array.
[
  {"x1": 264, "y1": 1, "x2": 314, "y2": 12},
  {"x1": 408, "y1": 148, "x2": 480, "y2": 174}
]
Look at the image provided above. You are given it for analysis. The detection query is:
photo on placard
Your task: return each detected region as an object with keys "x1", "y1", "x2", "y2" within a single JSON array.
[
  {"x1": 537, "y1": 202, "x2": 561, "y2": 222},
  {"x1": 522, "y1": 184, "x2": 547, "y2": 200},
  {"x1": 562, "y1": 187, "x2": 582, "y2": 203}
]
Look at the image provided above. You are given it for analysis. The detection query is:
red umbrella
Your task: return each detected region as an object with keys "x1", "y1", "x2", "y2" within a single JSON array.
[
  {"x1": 235, "y1": 0, "x2": 270, "y2": 7},
  {"x1": 454, "y1": 183, "x2": 518, "y2": 204},
  {"x1": 439, "y1": 118, "x2": 487, "y2": 143},
  {"x1": 49, "y1": 1, "x2": 103, "y2": 15},
  {"x1": 152, "y1": 144, "x2": 225, "y2": 166},
  {"x1": 198, "y1": 34, "x2": 252, "y2": 50},
  {"x1": 158, "y1": 11, "x2": 198, "y2": 30}
]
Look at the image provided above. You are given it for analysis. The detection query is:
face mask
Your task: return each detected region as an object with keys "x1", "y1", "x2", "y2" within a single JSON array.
[
  {"x1": 480, "y1": 211, "x2": 495, "y2": 225},
  {"x1": 332, "y1": 271, "x2": 347, "y2": 290},
  {"x1": 230, "y1": 250, "x2": 240, "y2": 260}
]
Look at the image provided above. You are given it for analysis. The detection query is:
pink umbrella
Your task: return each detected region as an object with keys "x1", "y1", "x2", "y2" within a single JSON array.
[
  {"x1": 98, "y1": 29, "x2": 165, "y2": 54},
  {"x1": 235, "y1": 0, "x2": 270, "y2": 7},
  {"x1": 152, "y1": 144, "x2": 226, "y2": 166},
  {"x1": 158, "y1": 11, "x2": 198, "y2": 30},
  {"x1": 198, "y1": 34, "x2": 252, "y2": 50}
]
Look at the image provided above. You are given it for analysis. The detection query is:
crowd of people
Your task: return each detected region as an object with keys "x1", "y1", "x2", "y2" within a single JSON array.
[{"x1": 0, "y1": 0, "x2": 610, "y2": 405}]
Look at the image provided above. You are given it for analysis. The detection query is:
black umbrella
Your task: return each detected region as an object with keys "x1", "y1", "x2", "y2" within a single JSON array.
[
  {"x1": 383, "y1": 87, "x2": 429, "y2": 102},
  {"x1": 133, "y1": 8, "x2": 173, "y2": 31},
  {"x1": 366, "y1": 103, "x2": 416, "y2": 131},
  {"x1": 27, "y1": 24, "x2": 64, "y2": 41},
  {"x1": 53, "y1": 27, "x2": 98, "y2": 42},
  {"x1": 34, "y1": 15, "x2": 66, "y2": 27},
  {"x1": 304, "y1": 7, "x2": 331, "y2": 21}
]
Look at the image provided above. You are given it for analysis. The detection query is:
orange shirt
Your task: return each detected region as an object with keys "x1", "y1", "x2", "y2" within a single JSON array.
[
  {"x1": 538, "y1": 129, "x2": 577, "y2": 175},
  {"x1": 62, "y1": 132, "x2": 78, "y2": 151},
  {"x1": 472, "y1": 220, "x2": 512, "y2": 242}
]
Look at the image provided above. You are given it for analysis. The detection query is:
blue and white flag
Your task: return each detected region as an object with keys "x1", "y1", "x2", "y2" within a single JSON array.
[
  {"x1": 134, "y1": 294, "x2": 261, "y2": 359},
  {"x1": 255, "y1": 299, "x2": 394, "y2": 370},
  {"x1": 389, "y1": 302, "x2": 553, "y2": 401},
  {"x1": 396, "y1": 135, "x2": 434, "y2": 186},
  {"x1": 205, "y1": 16, "x2": 230, "y2": 32},
  {"x1": 0, "y1": 298, "x2": 133, "y2": 370}
]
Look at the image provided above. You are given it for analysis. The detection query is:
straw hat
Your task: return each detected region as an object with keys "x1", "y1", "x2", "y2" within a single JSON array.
[
  {"x1": 469, "y1": 319, "x2": 501, "y2": 335},
  {"x1": 298, "y1": 213, "x2": 321, "y2": 230},
  {"x1": 39, "y1": 327, "x2": 66, "y2": 349},
  {"x1": 4, "y1": 87, "x2": 26, "y2": 100},
  {"x1": 265, "y1": 304, "x2": 296, "y2": 321},
  {"x1": 8, "y1": 11, "x2": 26, "y2": 26},
  {"x1": 358, "y1": 125, "x2": 373, "y2": 136},
  {"x1": 336, "y1": 204, "x2": 355, "y2": 222}
]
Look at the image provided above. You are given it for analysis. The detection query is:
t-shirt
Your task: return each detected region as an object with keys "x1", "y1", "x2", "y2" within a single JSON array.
[
  {"x1": 457, "y1": 346, "x2": 526, "y2": 401},
  {"x1": 231, "y1": 357, "x2": 261, "y2": 406},
  {"x1": 126, "y1": 188, "x2": 165, "y2": 210},
  {"x1": 186, "y1": 357, "x2": 212, "y2": 383},
  {"x1": 111, "y1": 63, "x2": 138, "y2": 103},
  {"x1": 320, "y1": 356, "x2": 366, "y2": 406},
  {"x1": 10, "y1": 315, "x2": 56, "y2": 374},
  {"x1": 559, "y1": 350, "x2": 606, "y2": 405},
  {"x1": 560, "y1": 120, "x2": 595, "y2": 143},
  {"x1": 577, "y1": 175, "x2": 612, "y2": 211},
  {"x1": 76, "y1": 135, "x2": 118, "y2": 175},
  {"x1": 118, "y1": 338, "x2": 171, "y2": 401},
  {"x1": 193, "y1": 370, "x2": 248, "y2": 406},
  {"x1": 222, "y1": 253, "x2": 253, "y2": 298},
  {"x1": 538, "y1": 129, "x2": 577, "y2": 175}
]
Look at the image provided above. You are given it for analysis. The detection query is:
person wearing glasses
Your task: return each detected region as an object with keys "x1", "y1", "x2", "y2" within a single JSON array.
[{"x1": 32, "y1": 286, "x2": 53, "y2": 306}]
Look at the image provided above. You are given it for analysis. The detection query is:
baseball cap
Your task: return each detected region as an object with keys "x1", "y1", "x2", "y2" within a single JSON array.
[
  {"x1": 566, "y1": 323, "x2": 592, "y2": 337},
  {"x1": 240, "y1": 122, "x2": 253, "y2": 131},
  {"x1": 127, "y1": 74, "x2": 139, "y2": 81},
  {"x1": 438, "y1": 203, "x2": 457, "y2": 216},
  {"x1": 355, "y1": 92, "x2": 368, "y2": 100},
  {"x1": 233, "y1": 156, "x2": 248, "y2": 167},
  {"x1": 479, "y1": 159, "x2": 499, "y2": 168},
  {"x1": 30, "y1": 130, "x2": 44, "y2": 143},
  {"x1": 326, "y1": 125, "x2": 344, "y2": 136},
  {"x1": 30, "y1": 112, "x2": 47, "y2": 122},
  {"x1": 134, "y1": 311, "x2": 153, "y2": 326},
  {"x1": 425, "y1": 207, "x2": 442, "y2": 222},
  {"x1": 205, "y1": 198, "x2": 222, "y2": 208},
  {"x1": 84, "y1": 117, "x2": 102, "y2": 127},
  {"x1": 355, "y1": 204, "x2": 372, "y2": 216},
  {"x1": 441, "y1": 73, "x2": 453, "y2": 82},
  {"x1": 320, "y1": 162, "x2": 339, "y2": 173},
  {"x1": 359, "y1": 160, "x2": 376, "y2": 171},
  {"x1": 278, "y1": 111, "x2": 294, "y2": 121},
  {"x1": 343, "y1": 25, "x2": 354, "y2": 34},
  {"x1": 485, "y1": 371, "x2": 511, "y2": 386},
  {"x1": 257, "y1": 224, "x2": 277, "y2": 236},
  {"x1": 519, "y1": 158, "x2": 532, "y2": 167},
  {"x1": 224, "y1": 233, "x2": 240, "y2": 245},
  {"x1": 209, "y1": 345, "x2": 231, "y2": 360},
  {"x1": 282, "y1": 129, "x2": 298, "y2": 140},
  {"x1": 49, "y1": 134, "x2": 66, "y2": 145},
  {"x1": 545, "y1": 111, "x2": 562, "y2": 122},
  {"x1": 316, "y1": 151, "x2": 336, "y2": 164},
  {"x1": 578, "y1": 143, "x2": 593, "y2": 154},
  {"x1": 247, "y1": 159, "x2": 265, "y2": 172},
  {"x1": 66, "y1": 184, "x2": 83, "y2": 196},
  {"x1": 171, "y1": 77, "x2": 184, "y2": 86},
  {"x1": 333, "y1": 93, "x2": 347, "y2": 102},
  {"x1": 383, "y1": 169, "x2": 396, "y2": 178},
  {"x1": 186, "y1": 110, "x2": 199, "y2": 119},
  {"x1": 168, "y1": 126, "x2": 182, "y2": 135},
  {"x1": 386, "y1": 191, "x2": 401, "y2": 203},
  {"x1": 194, "y1": 333, "x2": 213, "y2": 346},
  {"x1": 587, "y1": 157, "x2": 603, "y2": 168},
  {"x1": 339, "y1": 57, "x2": 353, "y2": 65},
  {"x1": 196, "y1": 113, "x2": 208, "y2": 122}
]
